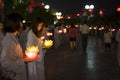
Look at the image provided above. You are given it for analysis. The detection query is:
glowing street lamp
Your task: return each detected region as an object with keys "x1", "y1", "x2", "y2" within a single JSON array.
[
  {"x1": 56, "y1": 12, "x2": 62, "y2": 19},
  {"x1": 85, "y1": 5, "x2": 90, "y2": 9},
  {"x1": 89, "y1": 5, "x2": 94, "y2": 9},
  {"x1": 85, "y1": 5, "x2": 94, "y2": 10},
  {"x1": 44, "y1": 5, "x2": 50, "y2": 10},
  {"x1": 85, "y1": 4, "x2": 94, "y2": 17}
]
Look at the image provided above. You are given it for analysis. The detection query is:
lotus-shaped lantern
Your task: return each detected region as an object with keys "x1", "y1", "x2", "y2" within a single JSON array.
[
  {"x1": 43, "y1": 40, "x2": 53, "y2": 48},
  {"x1": 25, "y1": 46, "x2": 39, "y2": 60}
]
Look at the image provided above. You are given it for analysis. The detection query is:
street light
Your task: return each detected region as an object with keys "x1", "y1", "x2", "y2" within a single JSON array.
[
  {"x1": 85, "y1": 4, "x2": 94, "y2": 17},
  {"x1": 85, "y1": 5, "x2": 89, "y2": 9},
  {"x1": 85, "y1": 5, "x2": 94, "y2": 10},
  {"x1": 56, "y1": 12, "x2": 62, "y2": 19},
  {"x1": 44, "y1": 5, "x2": 50, "y2": 10},
  {"x1": 89, "y1": 5, "x2": 94, "y2": 9}
]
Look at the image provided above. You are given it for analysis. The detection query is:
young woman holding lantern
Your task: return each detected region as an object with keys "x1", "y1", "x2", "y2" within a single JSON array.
[{"x1": 26, "y1": 17, "x2": 46, "y2": 80}]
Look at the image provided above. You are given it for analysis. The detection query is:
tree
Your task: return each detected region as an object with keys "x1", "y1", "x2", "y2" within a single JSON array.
[{"x1": 3, "y1": 0, "x2": 55, "y2": 25}]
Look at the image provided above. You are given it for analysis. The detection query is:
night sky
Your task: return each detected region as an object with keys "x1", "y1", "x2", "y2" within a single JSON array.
[{"x1": 44, "y1": 0, "x2": 120, "y2": 15}]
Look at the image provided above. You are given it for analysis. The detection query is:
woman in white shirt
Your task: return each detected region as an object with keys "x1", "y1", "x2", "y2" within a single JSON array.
[{"x1": 26, "y1": 17, "x2": 45, "y2": 80}]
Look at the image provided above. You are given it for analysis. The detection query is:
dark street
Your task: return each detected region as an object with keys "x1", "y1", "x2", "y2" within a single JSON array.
[{"x1": 45, "y1": 36, "x2": 120, "y2": 80}]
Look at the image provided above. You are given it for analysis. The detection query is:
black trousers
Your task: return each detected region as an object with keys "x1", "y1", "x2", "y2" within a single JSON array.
[{"x1": 81, "y1": 34, "x2": 88, "y2": 51}]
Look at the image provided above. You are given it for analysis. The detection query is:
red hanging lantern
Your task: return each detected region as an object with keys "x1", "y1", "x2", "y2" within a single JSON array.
[
  {"x1": 99, "y1": 10, "x2": 103, "y2": 16},
  {"x1": 76, "y1": 13, "x2": 80, "y2": 17},
  {"x1": 117, "y1": 7, "x2": 120, "y2": 12},
  {"x1": 28, "y1": 4, "x2": 33, "y2": 13}
]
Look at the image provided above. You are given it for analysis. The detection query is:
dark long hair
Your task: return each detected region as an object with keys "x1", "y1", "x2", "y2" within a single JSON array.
[
  {"x1": 3, "y1": 13, "x2": 23, "y2": 33},
  {"x1": 31, "y1": 17, "x2": 45, "y2": 37}
]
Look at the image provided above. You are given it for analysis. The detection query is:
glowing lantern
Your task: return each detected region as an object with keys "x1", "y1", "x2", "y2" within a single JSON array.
[
  {"x1": 25, "y1": 46, "x2": 39, "y2": 60},
  {"x1": 40, "y1": 36, "x2": 45, "y2": 40},
  {"x1": 89, "y1": 9, "x2": 93, "y2": 13},
  {"x1": 28, "y1": 4, "x2": 33, "y2": 13},
  {"x1": 63, "y1": 28, "x2": 67, "y2": 33},
  {"x1": 76, "y1": 13, "x2": 80, "y2": 17},
  {"x1": 101, "y1": 27, "x2": 104, "y2": 30},
  {"x1": 99, "y1": 10, "x2": 103, "y2": 16},
  {"x1": 43, "y1": 40, "x2": 53, "y2": 48},
  {"x1": 47, "y1": 32, "x2": 53, "y2": 36},
  {"x1": 58, "y1": 30, "x2": 62, "y2": 33},
  {"x1": 117, "y1": 7, "x2": 120, "y2": 12},
  {"x1": 99, "y1": 28, "x2": 102, "y2": 30},
  {"x1": 67, "y1": 16, "x2": 71, "y2": 19},
  {"x1": 94, "y1": 27, "x2": 97, "y2": 30},
  {"x1": 111, "y1": 28, "x2": 115, "y2": 32},
  {"x1": 89, "y1": 27, "x2": 92, "y2": 30}
]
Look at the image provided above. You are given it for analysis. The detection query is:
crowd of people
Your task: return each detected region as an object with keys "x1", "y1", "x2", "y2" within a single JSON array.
[{"x1": 0, "y1": 12, "x2": 120, "y2": 80}]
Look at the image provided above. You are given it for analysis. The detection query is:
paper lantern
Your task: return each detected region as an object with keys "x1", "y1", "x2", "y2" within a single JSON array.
[
  {"x1": 43, "y1": 40, "x2": 53, "y2": 48},
  {"x1": 63, "y1": 28, "x2": 67, "y2": 33},
  {"x1": 25, "y1": 46, "x2": 39, "y2": 59},
  {"x1": 58, "y1": 30, "x2": 62, "y2": 33}
]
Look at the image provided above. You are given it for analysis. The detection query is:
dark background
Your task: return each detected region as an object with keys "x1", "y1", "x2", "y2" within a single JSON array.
[{"x1": 44, "y1": 0, "x2": 120, "y2": 15}]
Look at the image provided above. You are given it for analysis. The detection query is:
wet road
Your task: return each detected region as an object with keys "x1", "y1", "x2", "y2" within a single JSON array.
[{"x1": 45, "y1": 36, "x2": 120, "y2": 80}]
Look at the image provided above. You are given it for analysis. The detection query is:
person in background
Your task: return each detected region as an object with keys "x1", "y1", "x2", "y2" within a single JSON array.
[
  {"x1": 26, "y1": 17, "x2": 45, "y2": 80},
  {"x1": 103, "y1": 28, "x2": 113, "y2": 52},
  {"x1": 54, "y1": 23, "x2": 61, "y2": 48},
  {"x1": 80, "y1": 21, "x2": 90, "y2": 51},
  {"x1": 20, "y1": 21, "x2": 32, "y2": 53},
  {"x1": 115, "y1": 28, "x2": 120, "y2": 67},
  {"x1": 19, "y1": 21, "x2": 32, "y2": 80},
  {"x1": 69, "y1": 23, "x2": 77, "y2": 49},
  {"x1": 42, "y1": 25, "x2": 49, "y2": 40},
  {"x1": 0, "y1": 13, "x2": 26, "y2": 80}
]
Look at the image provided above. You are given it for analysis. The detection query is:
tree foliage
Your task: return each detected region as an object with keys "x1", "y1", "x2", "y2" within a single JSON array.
[{"x1": 3, "y1": 0, "x2": 55, "y2": 25}]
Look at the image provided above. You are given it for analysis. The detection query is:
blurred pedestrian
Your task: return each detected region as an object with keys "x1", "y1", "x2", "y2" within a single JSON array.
[
  {"x1": 80, "y1": 21, "x2": 90, "y2": 51},
  {"x1": 0, "y1": 13, "x2": 26, "y2": 80},
  {"x1": 69, "y1": 23, "x2": 77, "y2": 49},
  {"x1": 115, "y1": 29, "x2": 120, "y2": 67},
  {"x1": 103, "y1": 28, "x2": 113, "y2": 52},
  {"x1": 19, "y1": 21, "x2": 32, "y2": 80},
  {"x1": 54, "y1": 23, "x2": 61, "y2": 48}
]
